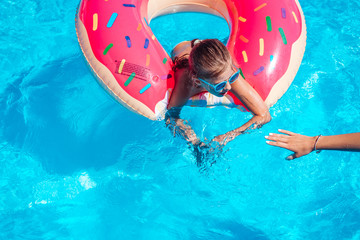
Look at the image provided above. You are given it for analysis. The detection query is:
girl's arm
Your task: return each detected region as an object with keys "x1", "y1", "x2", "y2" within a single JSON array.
[
  {"x1": 165, "y1": 107, "x2": 202, "y2": 146},
  {"x1": 211, "y1": 76, "x2": 271, "y2": 145}
]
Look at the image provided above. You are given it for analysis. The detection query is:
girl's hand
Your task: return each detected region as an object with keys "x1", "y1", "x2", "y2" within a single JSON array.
[
  {"x1": 211, "y1": 130, "x2": 239, "y2": 146},
  {"x1": 265, "y1": 129, "x2": 317, "y2": 160},
  {"x1": 211, "y1": 134, "x2": 228, "y2": 146}
]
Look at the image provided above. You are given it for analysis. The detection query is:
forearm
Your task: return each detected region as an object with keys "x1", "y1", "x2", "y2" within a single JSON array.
[
  {"x1": 166, "y1": 117, "x2": 201, "y2": 145},
  {"x1": 215, "y1": 112, "x2": 271, "y2": 145},
  {"x1": 316, "y1": 133, "x2": 360, "y2": 151},
  {"x1": 230, "y1": 112, "x2": 271, "y2": 136}
]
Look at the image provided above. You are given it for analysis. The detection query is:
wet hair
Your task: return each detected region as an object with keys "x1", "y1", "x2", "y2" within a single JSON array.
[
  {"x1": 172, "y1": 54, "x2": 189, "y2": 72},
  {"x1": 189, "y1": 39, "x2": 232, "y2": 79}
]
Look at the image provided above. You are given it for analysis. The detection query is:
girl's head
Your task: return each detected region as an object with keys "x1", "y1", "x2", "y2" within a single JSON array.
[{"x1": 189, "y1": 39, "x2": 238, "y2": 97}]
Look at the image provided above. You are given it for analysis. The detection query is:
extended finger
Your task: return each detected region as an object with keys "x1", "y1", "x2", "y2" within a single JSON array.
[
  {"x1": 265, "y1": 133, "x2": 289, "y2": 142},
  {"x1": 285, "y1": 153, "x2": 297, "y2": 160},
  {"x1": 278, "y1": 129, "x2": 297, "y2": 136},
  {"x1": 265, "y1": 140, "x2": 289, "y2": 149}
]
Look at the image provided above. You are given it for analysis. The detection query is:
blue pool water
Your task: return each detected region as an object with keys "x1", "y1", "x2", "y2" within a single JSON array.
[{"x1": 1, "y1": 0, "x2": 360, "y2": 239}]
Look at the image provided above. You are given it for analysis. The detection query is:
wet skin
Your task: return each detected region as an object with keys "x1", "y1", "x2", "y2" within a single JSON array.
[{"x1": 166, "y1": 41, "x2": 271, "y2": 149}]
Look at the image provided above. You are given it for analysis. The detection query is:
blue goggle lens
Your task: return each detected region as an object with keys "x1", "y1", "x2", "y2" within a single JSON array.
[
  {"x1": 215, "y1": 82, "x2": 227, "y2": 92},
  {"x1": 214, "y1": 70, "x2": 239, "y2": 92},
  {"x1": 229, "y1": 71, "x2": 240, "y2": 84}
]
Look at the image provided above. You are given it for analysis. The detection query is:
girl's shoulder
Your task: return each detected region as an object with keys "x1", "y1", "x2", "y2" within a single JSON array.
[{"x1": 171, "y1": 41, "x2": 192, "y2": 60}]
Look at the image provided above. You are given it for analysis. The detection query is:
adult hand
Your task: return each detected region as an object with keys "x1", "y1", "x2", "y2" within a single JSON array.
[{"x1": 265, "y1": 129, "x2": 317, "y2": 160}]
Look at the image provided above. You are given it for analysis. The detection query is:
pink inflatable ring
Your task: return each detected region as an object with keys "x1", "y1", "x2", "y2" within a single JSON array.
[{"x1": 76, "y1": 0, "x2": 306, "y2": 120}]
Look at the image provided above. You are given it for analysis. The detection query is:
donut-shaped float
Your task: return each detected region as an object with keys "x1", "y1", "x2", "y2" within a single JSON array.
[{"x1": 75, "y1": 0, "x2": 306, "y2": 120}]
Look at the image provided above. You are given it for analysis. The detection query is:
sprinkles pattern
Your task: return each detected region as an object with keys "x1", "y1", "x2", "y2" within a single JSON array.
[
  {"x1": 254, "y1": 3, "x2": 267, "y2": 12},
  {"x1": 103, "y1": 43, "x2": 113, "y2": 55},
  {"x1": 266, "y1": 16, "x2": 272, "y2": 31},
  {"x1": 125, "y1": 36, "x2": 131, "y2": 48},
  {"x1": 239, "y1": 35, "x2": 249, "y2": 43},
  {"x1": 237, "y1": 1, "x2": 299, "y2": 78},
  {"x1": 92, "y1": 13, "x2": 98, "y2": 31},
  {"x1": 117, "y1": 59, "x2": 126, "y2": 74},
  {"x1": 124, "y1": 72, "x2": 136, "y2": 86},
  {"x1": 144, "y1": 38, "x2": 149, "y2": 49},
  {"x1": 292, "y1": 11, "x2": 299, "y2": 23},
  {"x1": 106, "y1": 13, "x2": 118, "y2": 28},
  {"x1": 140, "y1": 83, "x2": 151, "y2": 94},
  {"x1": 123, "y1": 4, "x2": 135, "y2": 8}
]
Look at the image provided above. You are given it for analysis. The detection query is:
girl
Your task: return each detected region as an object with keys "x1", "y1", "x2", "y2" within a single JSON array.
[{"x1": 166, "y1": 39, "x2": 271, "y2": 148}]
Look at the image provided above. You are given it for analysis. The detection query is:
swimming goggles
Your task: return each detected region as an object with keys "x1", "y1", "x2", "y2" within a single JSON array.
[{"x1": 198, "y1": 67, "x2": 240, "y2": 92}]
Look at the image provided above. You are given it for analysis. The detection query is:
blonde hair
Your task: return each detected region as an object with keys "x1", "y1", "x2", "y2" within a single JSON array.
[{"x1": 189, "y1": 39, "x2": 231, "y2": 79}]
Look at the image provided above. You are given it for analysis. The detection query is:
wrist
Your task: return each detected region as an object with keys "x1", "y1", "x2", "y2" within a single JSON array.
[
  {"x1": 313, "y1": 135, "x2": 322, "y2": 153},
  {"x1": 192, "y1": 138, "x2": 202, "y2": 146},
  {"x1": 232, "y1": 128, "x2": 245, "y2": 136}
]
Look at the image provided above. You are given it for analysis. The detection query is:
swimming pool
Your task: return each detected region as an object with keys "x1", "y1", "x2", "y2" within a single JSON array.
[{"x1": 1, "y1": 0, "x2": 360, "y2": 239}]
